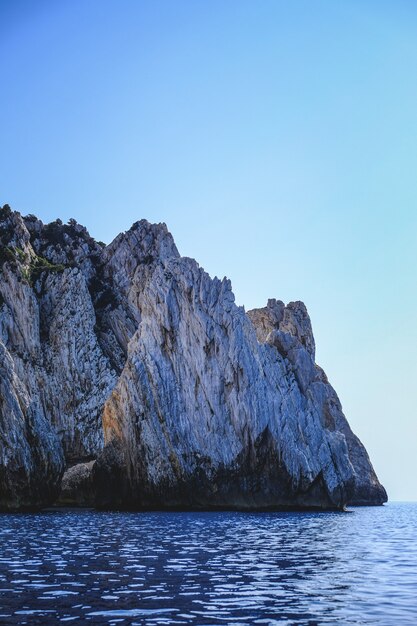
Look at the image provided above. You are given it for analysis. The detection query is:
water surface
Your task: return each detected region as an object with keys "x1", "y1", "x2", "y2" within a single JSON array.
[{"x1": 0, "y1": 503, "x2": 416, "y2": 625}]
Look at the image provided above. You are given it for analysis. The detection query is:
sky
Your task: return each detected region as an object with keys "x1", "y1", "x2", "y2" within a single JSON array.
[{"x1": 1, "y1": 0, "x2": 416, "y2": 500}]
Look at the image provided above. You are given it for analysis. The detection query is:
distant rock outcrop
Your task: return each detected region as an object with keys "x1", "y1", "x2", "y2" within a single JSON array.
[
  {"x1": 0, "y1": 205, "x2": 387, "y2": 510},
  {"x1": 58, "y1": 461, "x2": 96, "y2": 507}
]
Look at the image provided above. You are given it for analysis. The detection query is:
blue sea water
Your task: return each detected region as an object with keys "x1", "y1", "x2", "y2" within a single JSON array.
[{"x1": 0, "y1": 502, "x2": 416, "y2": 625}]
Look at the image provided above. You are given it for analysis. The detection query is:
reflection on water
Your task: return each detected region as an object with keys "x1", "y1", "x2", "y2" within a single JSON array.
[{"x1": 0, "y1": 503, "x2": 416, "y2": 625}]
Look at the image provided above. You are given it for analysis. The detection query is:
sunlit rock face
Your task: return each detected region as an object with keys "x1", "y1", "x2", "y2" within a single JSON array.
[
  {"x1": 0, "y1": 206, "x2": 118, "y2": 509},
  {"x1": 0, "y1": 205, "x2": 387, "y2": 510},
  {"x1": 95, "y1": 229, "x2": 386, "y2": 510},
  {"x1": 247, "y1": 300, "x2": 387, "y2": 507}
]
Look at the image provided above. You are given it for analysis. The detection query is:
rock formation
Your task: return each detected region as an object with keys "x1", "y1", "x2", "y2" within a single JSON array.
[
  {"x1": 57, "y1": 460, "x2": 96, "y2": 507},
  {"x1": 0, "y1": 205, "x2": 387, "y2": 510}
]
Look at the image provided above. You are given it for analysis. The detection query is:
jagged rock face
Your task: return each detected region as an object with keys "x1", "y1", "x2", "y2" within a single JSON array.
[
  {"x1": 247, "y1": 299, "x2": 387, "y2": 506},
  {"x1": 0, "y1": 341, "x2": 64, "y2": 510},
  {"x1": 0, "y1": 207, "x2": 118, "y2": 508},
  {"x1": 96, "y1": 256, "x2": 386, "y2": 510},
  {"x1": 0, "y1": 205, "x2": 387, "y2": 510}
]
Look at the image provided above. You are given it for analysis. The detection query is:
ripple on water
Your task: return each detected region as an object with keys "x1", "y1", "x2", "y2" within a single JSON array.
[{"x1": 0, "y1": 504, "x2": 416, "y2": 624}]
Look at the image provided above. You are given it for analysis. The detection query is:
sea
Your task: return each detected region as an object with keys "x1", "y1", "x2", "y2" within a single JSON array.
[{"x1": 0, "y1": 502, "x2": 416, "y2": 625}]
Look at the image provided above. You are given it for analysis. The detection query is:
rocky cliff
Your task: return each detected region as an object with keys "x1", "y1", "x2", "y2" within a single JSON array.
[{"x1": 0, "y1": 205, "x2": 387, "y2": 510}]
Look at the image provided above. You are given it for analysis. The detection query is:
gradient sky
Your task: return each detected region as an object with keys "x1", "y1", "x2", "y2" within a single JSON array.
[{"x1": 1, "y1": 0, "x2": 416, "y2": 500}]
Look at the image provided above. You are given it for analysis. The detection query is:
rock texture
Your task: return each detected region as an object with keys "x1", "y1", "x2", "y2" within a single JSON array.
[
  {"x1": 0, "y1": 204, "x2": 387, "y2": 510},
  {"x1": 247, "y1": 300, "x2": 387, "y2": 507},
  {"x1": 0, "y1": 206, "x2": 118, "y2": 509},
  {"x1": 58, "y1": 461, "x2": 96, "y2": 507}
]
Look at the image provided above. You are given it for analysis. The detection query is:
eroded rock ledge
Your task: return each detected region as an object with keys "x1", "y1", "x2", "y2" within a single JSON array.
[{"x1": 0, "y1": 204, "x2": 387, "y2": 511}]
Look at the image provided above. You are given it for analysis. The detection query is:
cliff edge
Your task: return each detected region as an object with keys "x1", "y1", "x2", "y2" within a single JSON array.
[{"x1": 0, "y1": 205, "x2": 387, "y2": 510}]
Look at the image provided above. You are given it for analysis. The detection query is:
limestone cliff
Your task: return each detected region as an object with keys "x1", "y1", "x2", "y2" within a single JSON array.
[{"x1": 0, "y1": 205, "x2": 387, "y2": 510}]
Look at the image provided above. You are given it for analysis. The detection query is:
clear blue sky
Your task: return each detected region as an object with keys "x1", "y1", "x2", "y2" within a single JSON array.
[{"x1": 1, "y1": 0, "x2": 416, "y2": 500}]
